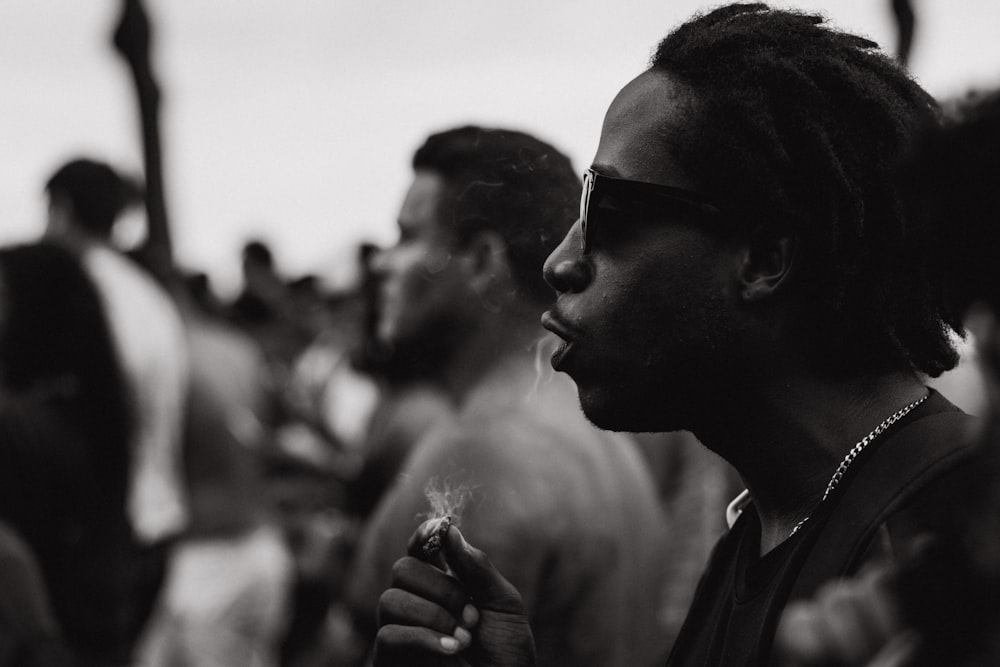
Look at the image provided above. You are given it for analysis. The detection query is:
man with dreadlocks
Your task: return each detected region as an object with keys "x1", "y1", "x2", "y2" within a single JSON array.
[{"x1": 369, "y1": 4, "x2": 978, "y2": 666}]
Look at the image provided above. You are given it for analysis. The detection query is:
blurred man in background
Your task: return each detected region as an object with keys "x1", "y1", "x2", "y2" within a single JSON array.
[
  {"x1": 0, "y1": 242, "x2": 135, "y2": 665},
  {"x1": 44, "y1": 158, "x2": 190, "y2": 644}
]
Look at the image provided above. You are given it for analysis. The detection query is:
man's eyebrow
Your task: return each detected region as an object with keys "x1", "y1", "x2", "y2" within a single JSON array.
[{"x1": 590, "y1": 163, "x2": 623, "y2": 178}]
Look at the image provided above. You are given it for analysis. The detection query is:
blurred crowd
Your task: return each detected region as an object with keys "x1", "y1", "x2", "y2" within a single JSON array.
[
  {"x1": 0, "y1": 152, "x2": 741, "y2": 667},
  {"x1": 1, "y1": 2, "x2": 999, "y2": 667},
  {"x1": 0, "y1": 137, "x2": 742, "y2": 666}
]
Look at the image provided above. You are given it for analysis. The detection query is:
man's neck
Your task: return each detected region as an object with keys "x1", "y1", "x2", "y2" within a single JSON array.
[
  {"x1": 439, "y1": 307, "x2": 545, "y2": 405},
  {"x1": 696, "y1": 370, "x2": 928, "y2": 554},
  {"x1": 45, "y1": 224, "x2": 104, "y2": 252}
]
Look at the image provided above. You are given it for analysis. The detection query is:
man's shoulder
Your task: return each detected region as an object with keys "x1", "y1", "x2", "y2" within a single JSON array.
[
  {"x1": 426, "y1": 398, "x2": 633, "y2": 473},
  {"x1": 884, "y1": 436, "x2": 982, "y2": 543},
  {"x1": 393, "y1": 396, "x2": 622, "y2": 500},
  {"x1": 847, "y1": 398, "x2": 977, "y2": 509},
  {"x1": 869, "y1": 404, "x2": 978, "y2": 513},
  {"x1": 405, "y1": 410, "x2": 572, "y2": 477},
  {"x1": 796, "y1": 404, "x2": 979, "y2": 590}
]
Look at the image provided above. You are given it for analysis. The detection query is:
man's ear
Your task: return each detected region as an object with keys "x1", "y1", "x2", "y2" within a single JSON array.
[
  {"x1": 737, "y1": 224, "x2": 796, "y2": 303},
  {"x1": 45, "y1": 194, "x2": 75, "y2": 238},
  {"x1": 464, "y1": 230, "x2": 511, "y2": 294}
]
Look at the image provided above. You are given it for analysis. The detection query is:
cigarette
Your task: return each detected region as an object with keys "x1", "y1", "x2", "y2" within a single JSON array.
[{"x1": 420, "y1": 515, "x2": 452, "y2": 558}]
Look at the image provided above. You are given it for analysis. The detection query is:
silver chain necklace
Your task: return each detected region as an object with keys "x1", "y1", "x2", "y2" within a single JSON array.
[{"x1": 788, "y1": 393, "x2": 929, "y2": 537}]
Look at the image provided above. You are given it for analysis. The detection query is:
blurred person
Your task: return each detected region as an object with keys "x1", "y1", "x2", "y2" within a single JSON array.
[
  {"x1": 228, "y1": 240, "x2": 309, "y2": 398},
  {"x1": 229, "y1": 240, "x2": 309, "y2": 368},
  {"x1": 338, "y1": 242, "x2": 453, "y2": 520},
  {"x1": 338, "y1": 338, "x2": 452, "y2": 522},
  {"x1": 182, "y1": 271, "x2": 227, "y2": 321},
  {"x1": 109, "y1": 4, "x2": 295, "y2": 663},
  {"x1": 44, "y1": 158, "x2": 190, "y2": 662},
  {"x1": 0, "y1": 518, "x2": 75, "y2": 666},
  {"x1": 273, "y1": 274, "x2": 386, "y2": 667},
  {"x1": 277, "y1": 275, "x2": 381, "y2": 466},
  {"x1": 0, "y1": 242, "x2": 136, "y2": 664},
  {"x1": 227, "y1": 243, "x2": 342, "y2": 475},
  {"x1": 772, "y1": 88, "x2": 1000, "y2": 667},
  {"x1": 345, "y1": 126, "x2": 670, "y2": 667},
  {"x1": 231, "y1": 240, "x2": 285, "y2": 330},
  {"x1": 136, "y1": 305, "x2": 295, "y2": 667},
  {"x1": 44, "y1": 158, "x2": 190, "y2": 560},
  {"x1": 277, "y1": 252, "x2": 454, "y2": 667},
  {"x1": 370, "y1": 6, "x2": 981, "y2": 666}
]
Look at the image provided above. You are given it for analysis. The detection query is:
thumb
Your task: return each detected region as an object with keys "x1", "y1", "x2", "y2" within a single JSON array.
[{"x1": 441, "y1": 526, "x2": 525, "y2": 614}]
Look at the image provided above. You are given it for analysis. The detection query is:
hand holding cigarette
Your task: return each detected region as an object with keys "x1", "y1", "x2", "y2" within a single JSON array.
[{"x1": 374, "y1": 519, "x2": 536, "y2": 666}]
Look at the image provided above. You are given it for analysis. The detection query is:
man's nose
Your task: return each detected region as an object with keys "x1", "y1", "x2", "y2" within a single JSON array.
[{"x1": 543, "y1": 221, "x2": 592, "y2": 294}]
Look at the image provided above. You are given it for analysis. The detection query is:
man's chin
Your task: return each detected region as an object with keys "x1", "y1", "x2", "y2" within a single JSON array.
[{"x1": 576, "y1": 388, "x2": 675, "y2": 433}]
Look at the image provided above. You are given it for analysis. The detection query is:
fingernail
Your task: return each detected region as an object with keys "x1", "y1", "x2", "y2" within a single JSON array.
[
  {"x1": 440, "y1": 636, "x2": 459, "y2": 653},
  {"x1": 462, "y1": 603, "x2": 479, "y2": 627},
  {"x1": 453, "y1": 626, "x2": 472, "y2": 648}
]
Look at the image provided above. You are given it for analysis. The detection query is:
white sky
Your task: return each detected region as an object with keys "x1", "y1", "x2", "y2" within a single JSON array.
[{"x1": 2, "y1": 1, "x2": 999, "y2": 296}]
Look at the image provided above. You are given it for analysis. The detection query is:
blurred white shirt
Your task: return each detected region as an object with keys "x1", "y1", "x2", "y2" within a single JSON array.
[{"x1": 82, "y1": 243, "x2": 190, "y2": 544}]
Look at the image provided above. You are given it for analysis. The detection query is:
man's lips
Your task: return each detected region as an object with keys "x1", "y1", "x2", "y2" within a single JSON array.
[
  {"x1": 541, "y1": 310, "x2": 575, "y2": 341},
  {"x1": 542, "y1": 310, "x2": 576, "y2": 342},
  {"x1": 541, "y1": 311, "x2": 577, "y2": 371}
]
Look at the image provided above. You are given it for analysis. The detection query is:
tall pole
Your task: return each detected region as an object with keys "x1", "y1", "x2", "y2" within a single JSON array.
[
  {"x1": 113, "y1": 0, "x2": 175, "y2": 290},
  {"x1": 891, "y1": 0, "x2": 916, "y2": 68}
]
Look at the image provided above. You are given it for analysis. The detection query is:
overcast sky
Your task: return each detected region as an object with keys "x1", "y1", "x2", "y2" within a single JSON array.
[{"x1": 2, "y1": 1, "x2": 999, "y2": 295}]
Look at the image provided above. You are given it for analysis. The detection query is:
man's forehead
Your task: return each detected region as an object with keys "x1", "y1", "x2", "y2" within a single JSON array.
[
  {"x1": 593, "y1": 70, "x2": 698, "y2": 189},
  {"x1": 398, "y1": 170, "x2": 450, "y2": 228}
]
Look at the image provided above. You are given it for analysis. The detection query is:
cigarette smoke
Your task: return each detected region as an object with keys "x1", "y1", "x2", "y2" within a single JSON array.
[
  {"x1": 417, "y1": 339, "x2": 558, "y2": 530},
  {"x1": 423, "y1": 473, "x2": 478, "y2": 524},
  {"x1": 529, "y1": 333, "x2": 559, "y2": 398}
]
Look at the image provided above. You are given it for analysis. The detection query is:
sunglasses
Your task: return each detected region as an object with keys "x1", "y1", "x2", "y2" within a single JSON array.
[{"x1": 579, "y1": 168, "x2": 723, "y2": 253}]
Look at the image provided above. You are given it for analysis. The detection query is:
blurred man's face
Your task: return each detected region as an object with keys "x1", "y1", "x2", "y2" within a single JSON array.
[
  {"x1": 542, "y1": 71, "x2": 742, "y2": 433},
  {"x1": 371, "y1": 169, "x2": 471, "y2": 351}
]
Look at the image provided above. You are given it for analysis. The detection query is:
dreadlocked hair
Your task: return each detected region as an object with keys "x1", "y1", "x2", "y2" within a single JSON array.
[
  {"x1": 651, "y1": 3, "x2": 958, "y2": 377},
  {"x1": 903, "y1": 89, "x2": 1000, "y2": 320}
]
